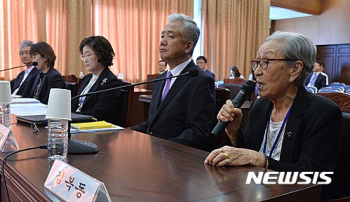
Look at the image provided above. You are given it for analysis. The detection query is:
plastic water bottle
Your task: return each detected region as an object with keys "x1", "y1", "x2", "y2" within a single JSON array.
[
  {"x1": 47, "y1": 120, "x2": 68, "y2": 160},
  {"x1": 1, "y1": 104, "x2": 11, "y2": 128}
]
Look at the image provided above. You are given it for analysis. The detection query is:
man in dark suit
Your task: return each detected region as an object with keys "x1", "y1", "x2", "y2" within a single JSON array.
[
  {"x1": 304, "y1": 61, "x2": 329, "y2": 89},
  {"x1": 196, "y1": 56, "x2": 215, "y2": 80},
  {"x1": 132, "y1": 13, "x2": 216, "y2": 150},
  {"x1": 11, "y1": 40, "x2": 40, "y2": 97}
]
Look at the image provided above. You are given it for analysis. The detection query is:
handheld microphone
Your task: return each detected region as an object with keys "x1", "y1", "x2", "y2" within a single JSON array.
[
  {"x1": 71, "y1": 68, "x2": 199, "y2": 100},
  {"x1": 0, "y1": 62, "x2": 38, "y2": 72},
  {"x1": 211, "y1": 80, "x2": 256, "y2": 137}
]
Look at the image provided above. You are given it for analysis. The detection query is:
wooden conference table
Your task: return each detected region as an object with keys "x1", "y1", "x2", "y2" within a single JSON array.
[{"x1": 1, "y1": 123, "x2": 321, "y2": 201}]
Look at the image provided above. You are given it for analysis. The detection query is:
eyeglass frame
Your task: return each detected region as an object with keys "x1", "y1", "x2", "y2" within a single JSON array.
[
  {"x1": 80, "y1": 53, "x2": 96, "y2": 61},
  {"x1": 251, "y1": 58, "x2": 296, "y2": 71}
]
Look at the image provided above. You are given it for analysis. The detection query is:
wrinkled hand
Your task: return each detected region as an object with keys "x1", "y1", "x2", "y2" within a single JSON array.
[
  {"x1": 204, "y1": 146, "x2": 265, "y2": 167},
  {"x1": 217, "y1": 100, "x2": 243, "y2": 146}
]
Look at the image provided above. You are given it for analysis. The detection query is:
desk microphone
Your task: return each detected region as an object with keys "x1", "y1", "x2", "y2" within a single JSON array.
[
  {"x1": 71, "y1": 68, "x2": 199, "y2": 100},
  {"x1": 211, "y1": 80, "x2": 256, "y2": 137},
  {"x1": 0, "y1": 62, "x2": 38, "y2": 72},
  {"x1": 68, "y1": 68, "x2": 199, "y2": 154}
]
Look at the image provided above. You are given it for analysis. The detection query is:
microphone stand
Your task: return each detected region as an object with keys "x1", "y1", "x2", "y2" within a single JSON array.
[
  {"x1": 71, "y1": 71, "x2": 191, "y2": 100},
  {"x1": 0, "y1": 65, "x2": 27, "y2": 72},
  {"x1": 68, "y1": 70, "x2": 197, "y2": 154}
]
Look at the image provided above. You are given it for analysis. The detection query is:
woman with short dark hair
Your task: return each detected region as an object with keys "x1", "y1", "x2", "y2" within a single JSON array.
[
  {"x1": 30, "y1": 41, "x2": 65, "y2": 104},
  {"x1": 71, "y1": 36, "x2": 123, "y2": 125}
]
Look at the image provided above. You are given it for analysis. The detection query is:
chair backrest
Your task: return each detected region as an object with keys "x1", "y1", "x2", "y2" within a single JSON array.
[
  {"x1": 63, "y1": 74, "x2": 79, "y2": 97},
  {"x1": 119, "y1": 80, "x2": 134, "y2": 127},
  {"x1": 146, "y1": 73, "x2": 159, "y2": 90},
  {"x1": 224, "y1": 78, "x2": 246, "y2": 85},
  {"x1": 305, "y1": 86, "x2": 317, "y2": 93},
  {"x1": 223, "y1": 83, "x2": 242, "y2": 99},
  {"x1": 317, "y1": 92, "x2": 350, "y2": 112},
  {"x1": 207, "y1": 88, "x2": 230, "y2": 151},
  {"x1": 322, "y1": 112, "x2": 350, "y2": 199}
]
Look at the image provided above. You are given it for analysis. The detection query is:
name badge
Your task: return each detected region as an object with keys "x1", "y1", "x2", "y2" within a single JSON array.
[{"x1": 44, "y1": 159, "x2": 111, "y2": 202}]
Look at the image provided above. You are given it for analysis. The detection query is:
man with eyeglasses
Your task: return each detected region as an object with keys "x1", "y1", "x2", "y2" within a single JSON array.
[
  {"x1": 11, "y1": 40, "x2": 39, "y2": 97},
  {"x1": 196, "y1": 56, "x2": 215, "y2": 80}
]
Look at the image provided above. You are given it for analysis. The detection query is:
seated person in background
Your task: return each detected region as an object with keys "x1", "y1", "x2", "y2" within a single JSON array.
[
  {"x1": 205, "y1": 31, "x2": 342, "y2": 179},
  {"x1": 132, "y1": 13, "x2": 216, "y2": 151},
  {"x1": 304, "y1": 61, "x2": 329, "y2": 90},
  {"x1": 196, "y1": 56, "x2": 215, "y2": 80},
  {"x1": 29, "y1": 42, "x2": 66, "y2": 104},
  {"x1": 158, "y1": 59, "x2": 168, "y2": 74},
  {"x1": 71, "y1": 36, "x2": 123, "y2": 125},
  {"x1": 11, "y1": 40, "x2": 39, "y2": 97},
  {"x1": 229, "y1": 66, "x2": 244, "y2": 79}
]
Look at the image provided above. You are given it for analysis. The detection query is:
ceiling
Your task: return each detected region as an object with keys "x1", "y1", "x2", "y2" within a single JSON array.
[{"x1": 270, "y1": 6, "x2": 313, "y2": 20}]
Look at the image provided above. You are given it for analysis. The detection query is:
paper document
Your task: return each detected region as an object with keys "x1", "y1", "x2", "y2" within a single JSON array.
[{"x1": 70, "y1": 121, "x2": 123, "y2": 134}]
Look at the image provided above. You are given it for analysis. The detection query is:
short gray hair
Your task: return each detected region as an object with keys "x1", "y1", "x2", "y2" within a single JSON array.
[
  {"x1": 19, "y1": 40, "x2": 34, "y2": 54},
  {"x1": 266, "y1": 31, "x2": 316, "y2": 87},
  {"x1": 168, "y1": 13, "x2": 200, "y2": 55}
]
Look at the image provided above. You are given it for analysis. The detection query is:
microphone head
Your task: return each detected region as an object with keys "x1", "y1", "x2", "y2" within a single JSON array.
[
  {"x1": 241, "y1": 80, "x2": 256, "y2": 95},
  {"x1": 188, "y1": 69, "x2": 199, "y2": 77},
  {"x1": 32, "y1": 62, "x2": 38, "y2": 66}
]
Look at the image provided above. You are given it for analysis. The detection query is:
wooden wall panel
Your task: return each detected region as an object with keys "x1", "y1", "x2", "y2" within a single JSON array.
[
  {"x1": 337, "y1": 45, "x2": 350, "y2": 84},
  {"x1": 271, "y1": 0, "x2": 321, "y2": 15},
  {"x1": 317, "y1": 44, "x2": 350, "y2": 84},
  {"x1": 273, "y1": 0, "x2": 350, "y2": 45}
]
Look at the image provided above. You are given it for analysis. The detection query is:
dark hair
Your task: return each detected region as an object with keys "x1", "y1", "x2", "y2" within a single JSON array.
[
  {"x1": 158, "y1": 60, "x2": 167, "y2": 66},
  {"x1": 316, "y1": 61, "x2": 325, "y2": 67},
  {"x1": 231, "y1": 66, "x2": 241, "y2": 78},
  {"x1": 196, "y1": 56, "x2": 207, "y2": 63},
  {"x1": 79, "y1": 36, "x2": 115, "y2": 68},
  {"x1": 30, "y1": 41, "x2": 56, "y2": 68}
]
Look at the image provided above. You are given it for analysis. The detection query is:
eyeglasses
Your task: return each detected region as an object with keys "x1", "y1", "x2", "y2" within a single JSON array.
[
  {"x1": 20, "y1": 51, "x2": 30, "y2": 56},
  {"x1": 251, "y1": 58, "x2": 296, "y2": 71},
  {"x1": 80, "y1": 53, "x2": 96, "y2": 60}
]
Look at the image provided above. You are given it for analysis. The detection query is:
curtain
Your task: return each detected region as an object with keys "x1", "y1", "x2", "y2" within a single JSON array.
[
  {"x1": 92, "y1": 0, "x2": 193, "y2": 84},
  {"x1": 0, "y1": 0, "x2": 40, "y2": 80},
  {"x1": 201, "y1": 0, "x2": 270, "y2": 81},
  {"x1": 0, "y1": 0, "x2": 90, "y2": 80}
]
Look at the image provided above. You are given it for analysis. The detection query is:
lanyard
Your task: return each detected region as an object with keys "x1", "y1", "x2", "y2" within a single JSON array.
[{"x1": 263, "y1": 105, "x2": 292, "y2": 157}]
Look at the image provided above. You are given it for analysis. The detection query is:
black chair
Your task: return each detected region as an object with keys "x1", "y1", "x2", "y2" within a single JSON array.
[
  {"x1": 321, "y1": 112, "x2": 350, "y2": 200},
  {"x1": 116, "y1": 81, "x2": 134, "y2": 127},
  {"x1": 207, "y1": 88, "x2": 230, "y2": 151},
  {"x1": 223, "y1": 83, "x2": 242, "y2": 99}
]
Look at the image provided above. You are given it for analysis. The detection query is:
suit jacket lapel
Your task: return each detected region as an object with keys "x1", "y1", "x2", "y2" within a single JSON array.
[
  {"x1": 151, "y1": 63, "x2": 194, "y2": 123},
  {"x1": 13, "y1": 72, "x2": 24, "y2": 90},
  {"x1": 82, "y1": 68, "x2": 109, "y2": 104},
  {"x1": 279, "y1": 87, "x2": 308, "y2": 163}
]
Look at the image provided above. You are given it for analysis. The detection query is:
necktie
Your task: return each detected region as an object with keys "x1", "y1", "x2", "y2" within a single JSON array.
[
  {"x1": 309, "y1": 72, "x2": 317, "y2": 86},
  {"x1": 161, "y1": 71, "x2": 172, "y2": 101},
  {"x1": 34, "y1": 74, "x2": 44, "y2": 99}
]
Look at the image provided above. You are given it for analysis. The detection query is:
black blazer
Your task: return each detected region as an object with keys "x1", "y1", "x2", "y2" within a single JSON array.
[
  {"x1": 71, "y1": 67, "x2": 122, "y2": 125},
  {"x1": 30, "y1": 67, "x2": 66, "y2": 104},
  {"x1": 304, "y1": 72, "x2": 328, "y2": 89},
  {"x1": 132, "y1": 60, "x2": 216, "y2": 150},
  {"x1": 11, "y1": 67, "x2": 40, "y2": 98},
  {"x1": 241, "y1": 87, "x2": 342, "y2": 172}
]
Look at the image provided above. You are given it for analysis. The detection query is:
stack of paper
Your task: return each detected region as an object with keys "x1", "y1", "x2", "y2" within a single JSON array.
[{"x1": 72, "y1": 121, "x2": 114, "y2": 130}]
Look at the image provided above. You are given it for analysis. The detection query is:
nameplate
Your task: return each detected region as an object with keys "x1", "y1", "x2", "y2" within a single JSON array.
[
  {"x1": 0, "y1": 124, "x2": 10, "y2": 149},
  {"x1": 44, "y1": 160, "x2": 111, "y2": 202},
  {"x1": 0, "y1": 124, "x2": 19, "y2": 153}
]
